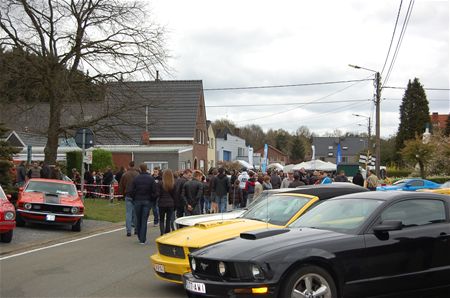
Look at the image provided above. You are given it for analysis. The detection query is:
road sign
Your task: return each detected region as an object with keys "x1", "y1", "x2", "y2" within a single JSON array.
[
  {"x1": 75, "y1": 128, "x2": 95, "y2": 149},
  {"x1": 84, "y1": 151, "x2": 93, "y2": 164}
]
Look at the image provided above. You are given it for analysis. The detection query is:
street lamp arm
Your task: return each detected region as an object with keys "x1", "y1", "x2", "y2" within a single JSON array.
[{"x1": 348, "y1": 64, "x2": 377, "y2": 73}]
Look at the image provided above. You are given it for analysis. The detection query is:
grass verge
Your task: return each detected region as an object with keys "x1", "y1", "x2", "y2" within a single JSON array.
[{"x1": 83, "y1": 199, "x2": 126, "y2": 222}]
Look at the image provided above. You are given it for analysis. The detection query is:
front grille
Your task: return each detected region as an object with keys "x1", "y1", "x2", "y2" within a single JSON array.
[
  {"x1": 155, "y1": 271, "x2": 182, "y2": 282},
  {"x1": 193, "y1": 258, "x2": 222, "y2": 281},
  {"x1": 31, "y1": 204, "x2": 74, "y2": 214},
  {"x1": 158, "y1": 243, "x2": 185, "y2": 259},
  {"x1": 193, "y1": 258, "x2": 254, "y2": 282}
]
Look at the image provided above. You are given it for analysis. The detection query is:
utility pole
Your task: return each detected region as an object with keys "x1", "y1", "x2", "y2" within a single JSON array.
[{"x1": 375, "y1": 72, "x2": 381, "y2": 178}]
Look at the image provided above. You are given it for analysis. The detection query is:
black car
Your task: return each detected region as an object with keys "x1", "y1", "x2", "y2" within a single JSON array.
[{"x1": 184, "y1": 192, "x2": 450, "y2": 298}]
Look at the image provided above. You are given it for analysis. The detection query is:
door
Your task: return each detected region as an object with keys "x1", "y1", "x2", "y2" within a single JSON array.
[
  {"x1": 360, "y1": 198, "x2": 450, "y2": 296},
  {"x1": 223, "y1": 150, "x2": 231, "y2": 161}
]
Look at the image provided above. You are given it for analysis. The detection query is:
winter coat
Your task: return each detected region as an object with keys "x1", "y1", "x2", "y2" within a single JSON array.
[
  {"x1": 182, "y1": 179, "x2": 203, "y2": 207},
  {"x1": 130, "y1": 172, "x2": 156, "y2": 202},
  {"x1": 156, "y1": 182, "x2": 175, "y2": 208},
  {"x1": 174, "y1": 177, "x2": 188, "y2": 207},
  {"x1": 119, "y1": 167, "x2": 139, "y2": 197},
  {"x1": 228, "y1": 185, "x2": 243, "y2": 205},
  {"x1": 289, "y1": 179, "x2": 306, "y2": 188},
  {"x1": 211, "y1": 173, "x2": 230, "y2": 196},
  {"x1": 352, "y1": 173, "x2": 365, "y2": 187},
  {"x1": 254, "y1": 182, "x2": 263, "y2": 199},
  {"x1": 334, "y1": 175, "x2": 349, "y2": 182},
  {"x1": 103, "y1": 170, "x2": 114, "y2": 185},
  {"x1": 28, "y1": 167, "x2": 41, "y2": 179},
  {"x1": 270, "y1": 174, "x2": 281, "y2": 189}
]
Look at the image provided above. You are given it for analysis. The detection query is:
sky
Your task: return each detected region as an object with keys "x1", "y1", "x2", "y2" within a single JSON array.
[{"x1": 148, "y1": 0, "x2": 449, "y2": 138}]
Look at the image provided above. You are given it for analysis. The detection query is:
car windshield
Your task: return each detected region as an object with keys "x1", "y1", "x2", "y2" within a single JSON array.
[
  {"x1": 440, "y1": 181, "x2": 450, "y2": 188},
  {"x1": 290, "y1": 198, "x2": 383, "y2": 233},
  {"x1": 246, "y1": 191, "x2": 270, "y2": 209},
  {"x1": 0, "y1": 186, "x2": 7, "y2": 201},
  {"x1": 393, "y1": 180, "x2": 407, "y2": 186},
  {"x1": 25, "y1": 181, "x2": 77, "y2": 196},
  {"x1": 241, "y1": 195, "x2": 311, "y2": 226}
]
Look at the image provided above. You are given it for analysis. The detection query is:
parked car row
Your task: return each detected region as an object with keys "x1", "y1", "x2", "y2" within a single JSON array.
[{"x1": 150, "y1": 181, "x2": 450, "y2": 298}]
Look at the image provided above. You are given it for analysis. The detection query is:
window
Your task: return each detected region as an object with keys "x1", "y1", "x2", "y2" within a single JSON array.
[
  {"x1": 328, "y1": 152, "x2": 333, "y2": 157},
  {"x1": 238, "y1": 147, "x2": 245, "y2": 157},
  {"x1": 381, "y1": 199, "x2": 446, "y2": 227},
  {"x1": 409, "y1": 180, "x2": 424, "y2": 187},
  {"x1": 200, "y1": 160, "x2": 205, "y2": 169},
  {"x1": 328, "y1": 146, "x2": 333, "y2": 150},
  {"x1": 343, "y1": 146, "x2": 348, "y2": 150},
  {"x1": 144, "y1": 162, "x2": 168, "y2": 172}
]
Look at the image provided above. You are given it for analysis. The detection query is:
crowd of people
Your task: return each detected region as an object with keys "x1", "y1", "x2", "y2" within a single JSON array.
[
  {"x1": 117, "y1": 162, "x2": 378, "y2": 244},
  {"x1": 15, "y1": 161, "x2": 65, "y2": 186}
]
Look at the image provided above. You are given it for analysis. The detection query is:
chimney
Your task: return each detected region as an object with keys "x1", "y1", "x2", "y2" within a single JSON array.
[
  {"x1": 141, "y1": 131, "x2": 150, "y2": 145},
  {"x1": 155, "y1": 70, "x2": 160, "y2": 82}
]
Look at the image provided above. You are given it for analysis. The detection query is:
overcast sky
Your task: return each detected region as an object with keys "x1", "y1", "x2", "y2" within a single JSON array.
[{"x1": 148, "y1": 0, "x2": 449, "y2": 137}]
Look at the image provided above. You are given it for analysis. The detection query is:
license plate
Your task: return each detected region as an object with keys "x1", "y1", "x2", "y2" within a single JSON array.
[
  {"x1": 154, "y1": 264, "x2": 165, "y2": 273},
  {"x1": 46, "y1": 214, "x2": 56, "y2": 221},
  {"x1": 185, "y1": 280, "x2": 206, "y2": 294}
]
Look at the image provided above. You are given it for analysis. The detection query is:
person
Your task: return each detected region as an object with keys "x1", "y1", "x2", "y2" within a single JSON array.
[
  {"x1": 270, "y1": 170, "x2": 281, "y2": 189},
  {"x1": 230, "y1": 169, "x2": 238, "y2": 185},
  {"x1": 156, "y1": 169, "x2": 175, "y2": 236},
  {"x1": 281, "y1": 171, "x2": 294, "y2": 188},
  {"x1": 237, "y1": 170, "x2": 249, "y2": 207},
  {"x1": 151, "y1": 167, "x2": 162, "y2": 226},
  {"x1": 129, "y1": 163, "x2": 156, "y2": 244},
  {"x1": 262, "y1": 175, "x2": 273, "y2": 190},
  {"x1": 174, "y1": 169, "x2": 192, "y2": 219},
  {"x1": 115, "y1": 166, "x2": 125, "y2": 184},
  {"x1": 102, "y1": 166, "x2": 114, "y2": 195},
  {"x1": 182, "y1": 170, "x2": 203, "y2": 215},
  {"x1": 211, "y1": 167, "x2": 230, "y2": 213},
  {"x1": 352, "y1": 170, "x2": 365, "y2": 187},
  {"x1": 254, "y1": 174, "x2": 264, "y2": 199},
  {"x1": 228, "y1": 179, "x2": 243, "y2": 209},
  {"x1": 72, "y1": 168, "x2": 81, "y2": 188},
  {"x1": 16, "y1": 162, "x2": 27, "y2": 187},
  {"x1": 50, "y1": 165, "x2": 63, "y2": 180},
  {"x1": 40, "y1": 162, "x2": 51, "y2": 179},
  {"x1": 208, "y1": 168, "x2": 218, "y2": 213},
  {"x1": 27, "y1": 161, "x2": 41, "y2": 179},
  {"x1": 367, "y1": 170, "x2": 378, "y2": 191},
  {"x1": 320, "y1": 172, "x2": 332, "y2": 184},
  {"x1": 334, "y1": 170, "x2": 349, "y2": 182},
  {"x1": 310, "y1": 171, "x2": 320, "y2": 185},
  {"x1": 84, "y1": 170, "x2": 94, "y2": 198},
  {"x1": 119, "y1": 161, "x2": 139, "y2": 237},
  {"x1": 201, "y1": 175, "x2": 211, "y2": 214},
  {"x1": 245, "y1": 171, "x2": 257, "y2": 206},
  {"x1": 289, "y1": 172, "x2": 306, "y2": 188}
]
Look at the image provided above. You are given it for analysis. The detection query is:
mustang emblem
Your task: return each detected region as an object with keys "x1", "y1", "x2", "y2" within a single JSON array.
[
  {"x1": 172, "y1": 248, "x2": 177, "y2": 255},
  {"x1": 200, "y1": 262, "x2": 209, "y2": 270}
]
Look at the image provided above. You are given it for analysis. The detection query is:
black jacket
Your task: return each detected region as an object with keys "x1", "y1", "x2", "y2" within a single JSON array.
[
  {"x1": 211, "y1": 173, "x2": 230, "y2": 196},
  {"x1": 270, "y1": 174, "x2": 282, "y2": 189},
  {"x1": 130, "y1": 173, "x2": 156, "y2": 202},
  {"x1": 289, "y1": 179, "x2": 306, "y2": 188},
  {"x1": 156, "y1": 182, "x2": 175, "y2": 208},
  {"x1": 174, "y1": 176, "x2": 188, "y2": 207},
  {"x1": 183, "y1": 179, "x2": 203, "y2": 207},
  {"x1": 352, "y1": 173, "x2": 365, "y2": 187}
]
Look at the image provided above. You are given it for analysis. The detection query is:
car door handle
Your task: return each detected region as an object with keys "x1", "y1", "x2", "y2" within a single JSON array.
[{"x1": 438, "y1": 232, "x2": 448, "y2": 241}]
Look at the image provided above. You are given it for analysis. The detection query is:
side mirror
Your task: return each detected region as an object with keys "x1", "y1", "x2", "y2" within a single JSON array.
[
  {"x1": 373, "y1": 220, "x2": 403, "y2": 233},
  {"x1": 6, "y1": 194, "x2": 12, "y2": 201},
  {"x1": 18, "y1": 187, "x2": 24, "y2": 192}
]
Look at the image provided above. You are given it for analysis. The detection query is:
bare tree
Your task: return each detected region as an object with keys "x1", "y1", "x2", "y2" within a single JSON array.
[{"x1": 0, "y1": 0, "x2": 168, "y2": 163}]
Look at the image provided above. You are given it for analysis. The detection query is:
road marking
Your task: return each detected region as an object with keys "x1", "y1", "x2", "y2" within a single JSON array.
[{"x1": 0, "y1": 227, "x2": 125, "y2": 261}]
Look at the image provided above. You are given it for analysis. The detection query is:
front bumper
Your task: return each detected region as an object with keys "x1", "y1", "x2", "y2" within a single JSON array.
[
  {"x1": 183, "y1": 272, "x2": 278, "y2": 298},
  {"x1": 150, "y1": 253, "x2": 190, "y2": 284},
  {"x1": 0, "y1": 221, "x2": 16, "y2": 232},
  {"x1": 17, "y1": 209, "x2": 83, "y2": 225}
]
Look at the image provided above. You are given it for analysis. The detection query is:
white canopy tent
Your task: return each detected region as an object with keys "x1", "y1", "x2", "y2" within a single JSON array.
[
  {"x1": 267, "y1": 163, "x2": 284, "y2": 170},
  {"x1": 292, "y1": 160, "x2": 337, "y2": 171},
  {"x1": 283, "y1": 164, "x2": 296, "y2": 173}
]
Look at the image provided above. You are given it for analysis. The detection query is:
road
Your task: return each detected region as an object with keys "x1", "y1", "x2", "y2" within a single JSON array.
[{"x1": 0, "y1": 223, "x2": 186, "y2": 298}]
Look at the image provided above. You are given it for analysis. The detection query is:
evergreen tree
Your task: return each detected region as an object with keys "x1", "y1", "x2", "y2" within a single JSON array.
[
  {"x1": 0, "y1": 124, "x2": 20, "y2": 191},
  {"x1": 290, "y1": 136, "x2": 305, "y2": 163},
  {"x1": 395, "y1": 78, "x2": 430, "y2": 159}
]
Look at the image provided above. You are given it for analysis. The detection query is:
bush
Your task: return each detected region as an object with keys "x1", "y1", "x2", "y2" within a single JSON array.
[
  {"x1": 386, "y1": 168, "x2": 412, "y2": 178},
  {"x1": 66, "y1": 151, "x2": 82, "y2": 177},
  {"x1": 427, "y1": 177, "x2": 450, "y2": 184},
  {"x1": 92, "y1": 149, "x2": 113, "y2": 172}
]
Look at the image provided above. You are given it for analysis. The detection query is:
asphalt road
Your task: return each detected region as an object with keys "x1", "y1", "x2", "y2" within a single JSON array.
[{"x1": 0, "y1": 223, "x2": 186, "y2": 298}]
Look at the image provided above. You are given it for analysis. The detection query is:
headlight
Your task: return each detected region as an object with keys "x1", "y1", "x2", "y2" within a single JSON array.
[
  {"x1": 218, "y1": 261, "x2": 226, "y2": 276},
  {"x1": 71, "y1": 207, "x2": 79, "y2": 214},
  {"x1": 24, "y1": 203, "x2": 32, "y2": 210},
  {"x1": 191, "y1": 258, "x2": 197, "y2": 271},
  {"x1": 5, "y1": 211, "x2": 15, "y2": 220},
  {"x1": 251, "y1": 264, "x2": 265, "y2": 280}
]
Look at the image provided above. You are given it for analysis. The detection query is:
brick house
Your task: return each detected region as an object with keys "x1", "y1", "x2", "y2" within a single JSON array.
[
  {"x1": 430, "y1": 112, "x2": 449, "y2": 132},
  {"x1": 255, "y1": 144, "x2": 289, "y2": 165}
]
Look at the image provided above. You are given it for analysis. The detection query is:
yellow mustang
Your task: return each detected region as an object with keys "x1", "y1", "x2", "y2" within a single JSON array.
[
  {"x1": 418, "y1": 181, "x2": 450, "y2": 195},
  {"x1": 151, "y1": 192, "x2": 320, "y2": 284}
]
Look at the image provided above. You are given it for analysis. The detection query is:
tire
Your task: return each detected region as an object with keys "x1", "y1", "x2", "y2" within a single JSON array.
[
  {"x1": 279, "y1": 265, "x2": 338, "y2": 298},
  {"x1": 72, "y1": 218, "x2": 82, "y2": 232},
  {"x1": 0, "y1": 230, "x2": 13, "y2": 243},
  {"x1": 15, "y1": 213, "x2": 26, "y2": 227}
]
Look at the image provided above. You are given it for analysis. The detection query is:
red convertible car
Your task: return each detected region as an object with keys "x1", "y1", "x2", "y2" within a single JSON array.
[
  {"x1": 16, "y1": 179, "x2": 84, "y2": 231},
  {"x1": 0, "y1": 185, "x2": 16, "y2": 243}
]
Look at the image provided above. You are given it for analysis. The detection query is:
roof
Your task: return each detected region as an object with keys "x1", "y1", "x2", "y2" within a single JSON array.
[
  {"x1": 313, "y1": 137, "x2": 365, "y2": 156},
  {"x1": 28, "y1": 178, "x2": 75, "y2": 185},
  {"x1": 7, "y1": 131, "x2": 48, "y2": 147},
  {"x1": 255, "y1": 144, "x2": 288, "y2": 156},
  {"x1": 330, "y1": 190, "x2": 450, "y2": 201}
]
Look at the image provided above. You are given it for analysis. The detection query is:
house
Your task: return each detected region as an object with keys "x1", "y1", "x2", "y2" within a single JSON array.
[
  {"x1": 206, "y1": 120, "x2": 216, "y2": 170},
  {"x1": 1, "y1": 80, "x2": 208, "y2": 172},
  {"x1": 430, "y1": 112, "x2": 448, "y2": 132},
  {"x1": 312, "y1": 137, "x2": 366, "y2": 164},
  {"x1": 255, "y1": 144, "x2": 289, "y2": 165},
  {"x1": 215, "y1": 128, "x2": 248, "y2": 162}
]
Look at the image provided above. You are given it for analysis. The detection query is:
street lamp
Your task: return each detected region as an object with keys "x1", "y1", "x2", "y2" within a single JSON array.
[{"x1": 348, "y1": 64, "x2": 381, "y2": 178}]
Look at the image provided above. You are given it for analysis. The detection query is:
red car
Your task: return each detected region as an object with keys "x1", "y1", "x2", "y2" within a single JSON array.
[
  {"x1": 0, "y1": 185, "x2": 16, "y2": 243},
  {"x1": 16, "y1": 179, "x2": 84, "y2": 231}
]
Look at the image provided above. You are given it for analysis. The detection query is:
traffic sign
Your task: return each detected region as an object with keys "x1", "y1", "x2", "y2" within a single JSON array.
[
  {"x1": 84, "y1": 151, "x2": 93, "y2": 164},
  {"x1": 75, "y1": 128, "x2": 95, "y2": 149}
]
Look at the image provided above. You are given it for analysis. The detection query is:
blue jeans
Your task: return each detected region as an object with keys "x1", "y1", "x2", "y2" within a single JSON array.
[
  {"x1": 216, "y1": 195, "x2": 228, "y2": 213},
  {"x1": 152, "y1": 202, "x2": 159, "y2": 224},
  {"x1": 203, "y1": 196, "x2": 211, "y2": 213},
  {"x1": 125, "y1": 196, "x2": 136, "y2": 234},
  {"x1": 134, "y1": 200, "x2": 153, "y2": 243}
]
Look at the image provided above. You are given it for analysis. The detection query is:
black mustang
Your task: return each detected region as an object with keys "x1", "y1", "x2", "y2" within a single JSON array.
[{"x1": 184, "y1": 192, "x2": 450, "y2": 298}]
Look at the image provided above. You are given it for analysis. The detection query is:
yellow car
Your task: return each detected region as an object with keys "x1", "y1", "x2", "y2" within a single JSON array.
[
  {"x1": 418, "y1": 181, "x2": 450, "y2": 195},
  {"x1": 150, "y1": 182, "x2": 369, "y2": 284}
]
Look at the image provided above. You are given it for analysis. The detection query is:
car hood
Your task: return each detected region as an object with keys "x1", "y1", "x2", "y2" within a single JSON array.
[
  {"x1": 192, "y1": 228, "x2": 346, "y2": 261},
  {"x1": 175, "y1": 210, "x2": 246, "y2": 226},
  {"x1": 418, "y1": 188, "x2": 450, "y2": 195},
  {"x1": 157, "y1": 219, "x2": 279, "y2": 248},
  {"x1": 21, "y1": 192, "x2": 81, "y2": 206},
  {"x1": 0, "y1": 200, "x2": 15, "y2": 211}
]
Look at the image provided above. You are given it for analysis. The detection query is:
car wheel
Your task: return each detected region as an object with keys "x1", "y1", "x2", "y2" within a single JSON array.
[
  {"x1": 280, "y1": 265, "x2": 337, "y2": 298},
  {"x1": 15, "y1": 213, "x2": 26, "y2": 227},
  {"x1": 72, "y1": 218, "x2": 82, "y2": 232},
  {"x1": 0, "y1": 230, "x2": 13, "y2": 243}
]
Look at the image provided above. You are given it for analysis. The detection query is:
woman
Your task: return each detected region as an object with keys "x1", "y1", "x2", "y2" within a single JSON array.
[
  {"x1": 156, "y1": 169, "x2": 175, "y2": 235},
  {"x1": 228, "y1": 179, "x2": 243, "y2": 209},
  {"x1": 262, "y1": 175, "x2": 273, "y2": 190}
]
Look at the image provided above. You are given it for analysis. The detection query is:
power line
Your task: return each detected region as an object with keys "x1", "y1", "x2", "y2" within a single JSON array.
[
  {"x1": 203, "y1": 78, "x2": 372, "y2": 91},
  {"x1": 384, "y1": 86, "x2": 450, "y2": 91},
  {"x1": 381, "y1": 0, "x2": 403, "y2": 75}
]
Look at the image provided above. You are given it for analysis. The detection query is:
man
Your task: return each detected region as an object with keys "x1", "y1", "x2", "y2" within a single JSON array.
[
  {"x1": 211, "y1": 167, "x2": 230, "y2": 213},
  {"x1": 237, "y1": 169, "x2": 249, "y2": 207},
  {"x1": 270, "y1": 170, "x2": 281, "y2": 189},
  {"x1": 334, "y1": 170, "x2": 349, "y2": 182},
  {"x1": 320, "y1": 171, "x2": 332, "y2": 184},
  {"x1": 289, "y1": 172, "x2": 306, "y2": 188},
  {"x1": 244, "y1": 171, "x2": 257, "y2": 206},
  {"x1": 16, "y1": 162, "x2": 27, "y2": 187},
  {"x1": 281, "y1": 170, "x2": 294, "y2": 188},
  {"x1": 27, "y1": 161, "x2": 41, "y2": 179},
  {"x1": 151, "y1": 167, "x2": 162, "y2": 226},
  {"x1": 366, "y1": 170, "x2": 378, "y2": 191},
  {"x1": 129, "y1": 163, "x2": 156, "y2": 244},
  {"x1": 40, "y1": 162, "x2": 51, "y2": 179},
  {"x1": 352, "y1": 170, "x2": 365, "y2": 187},
  {"x1": 119, "y1": 161, "x2": 139, "y2": 237},
  {"x1": 183, "y1": 170, "x2": 203, "y2": 215},
  {"x1": 102, "y1": 166, "x2": 114, "y2": 196},
  {"x1": 174, "y1": 169, "x2": 192, "y2": 219}
]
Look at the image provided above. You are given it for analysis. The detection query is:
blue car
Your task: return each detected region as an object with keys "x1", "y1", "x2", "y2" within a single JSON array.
[{"x1": 377, "y1": 178, "x2": 441, "y2": 191}]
